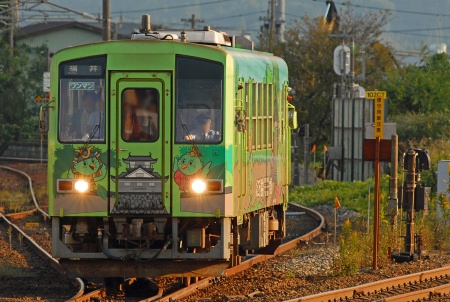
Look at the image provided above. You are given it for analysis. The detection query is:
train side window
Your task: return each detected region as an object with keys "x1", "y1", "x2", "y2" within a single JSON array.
[
  {"x1": 175, "y1": 56, "x2": 223, "y2": 144},
  {"x1": 121, "y1": 88, "x2": 159, "y2": 142}
]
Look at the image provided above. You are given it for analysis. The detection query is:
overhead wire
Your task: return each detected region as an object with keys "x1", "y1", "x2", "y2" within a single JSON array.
[
  {"x1": 108, "y1": 0, "x2": 236, "y2": 15},
  {"x1": 311, "y1": 0, "x2": 450, "y2": 18}
]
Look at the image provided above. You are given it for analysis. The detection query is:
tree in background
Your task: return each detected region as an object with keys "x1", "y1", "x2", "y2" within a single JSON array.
[
  {"x1": 259, "y1": 5, "x2": 392, "y2": 146},
  {"x1": 382, "y1": 51, "x2": 450, "y2": 115},
  {"x1": 0, "y1": 36, "x2": 47, "y2": 146}
]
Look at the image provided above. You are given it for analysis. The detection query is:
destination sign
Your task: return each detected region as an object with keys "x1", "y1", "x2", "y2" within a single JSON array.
[
  {"x1": 366, "y1": 91, "x2": 386, "y2": 99},
  {"x1": 64, "y1": 64, "x2": 103, "y2": 76},
  {"x1": 69, "y1": 81, "x2": 95, "y2": 90}
]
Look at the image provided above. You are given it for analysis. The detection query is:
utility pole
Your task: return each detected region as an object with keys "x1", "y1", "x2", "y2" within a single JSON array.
[
  {"x1": 268, "y1": 0, "x2": 275, "y2": 51},
  {"x1": 181, "y1": 14, "x2": 204, "y2": 30},
  {"x1": 278, "y1": 0, "x2": 285, "y2": 42},
  {"x1": 102, "y1": 0, "x2": 110, "y2": 41},
  {"x1": 9, "y1": 0, "x2": 17, "y2": 58}
]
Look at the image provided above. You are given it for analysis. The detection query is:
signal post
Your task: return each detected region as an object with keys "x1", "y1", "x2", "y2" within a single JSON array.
[{"x1": 364, "y1": 90, "x2": 388, "y2": 270}]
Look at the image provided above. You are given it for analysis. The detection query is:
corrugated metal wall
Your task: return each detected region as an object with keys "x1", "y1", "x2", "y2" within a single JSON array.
[{"x1": 331, "y1": 97, "x2": 373, "y2": 181}]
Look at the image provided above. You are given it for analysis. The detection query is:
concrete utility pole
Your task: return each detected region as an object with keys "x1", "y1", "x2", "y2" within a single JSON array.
[
  {"x1": 9, "y1": 0, "x2": 18, "y2": 58},
  {"x1": 102, "y1": 0, "x2": 110, "y2": 41},
  {"x1": 268, "y1": 0, "x2": 275, "y2": 51},
  {"x1": 181, "y1": 14, "x2": 204, "y2": 30},
  {"x1": 278, "y1": 0, "x2": 285, "y2": 42}
]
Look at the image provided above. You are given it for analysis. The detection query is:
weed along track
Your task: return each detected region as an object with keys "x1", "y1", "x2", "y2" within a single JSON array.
[{"x1": 0, "y1": 165, "x2": 82, "y2": 301}]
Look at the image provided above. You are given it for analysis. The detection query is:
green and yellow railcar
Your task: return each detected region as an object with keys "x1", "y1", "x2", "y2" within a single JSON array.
[{"x1": 45, "y1": 17, "x2": 297, "y2": 278}]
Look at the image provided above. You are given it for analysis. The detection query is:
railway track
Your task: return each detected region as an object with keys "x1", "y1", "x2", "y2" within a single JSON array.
[
  {"x1": 0, "y1": 165, "x2": 85, "y2": 301},
  {"x1": 3, "y1": 164, "x2": 450, "y2": 301},
  {"x1": 3, "y1": 165, "x2": 324, "y2": 302},
  {"x1": 141, "y1": 203, "x2": 326, "y2": 302},
  {"x1": 70, "y1": 203, "x2": 324, "y2": 301},
  {"x1": 286, "y1": 263, "x2": 450, "y2": 301}
]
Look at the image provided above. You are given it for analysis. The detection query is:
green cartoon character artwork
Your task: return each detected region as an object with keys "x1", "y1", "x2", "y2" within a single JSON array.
[
  {"x1": 173, "y1": 146, "x2": 211, "y2": 192},
  {"x1": 67, "y1": 146, "x2": 107, "y2": 192}
]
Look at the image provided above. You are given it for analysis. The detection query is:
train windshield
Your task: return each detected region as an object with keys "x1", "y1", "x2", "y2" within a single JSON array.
[
  {"x1": 175, "y1": 56, "x2": 223, "y2": 144},
  {"x1": 58, "y1": 56, "x2": 107, "y2": 143}
]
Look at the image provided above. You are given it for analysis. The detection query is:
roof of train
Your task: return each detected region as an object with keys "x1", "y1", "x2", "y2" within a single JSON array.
[{"x1": 52, "y1": 31, "x2": 288, "y2": 82}]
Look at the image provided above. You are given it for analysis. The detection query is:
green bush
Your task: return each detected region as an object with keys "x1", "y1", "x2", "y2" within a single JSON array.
[{"x1": 392, "y1": 112, "x2": 450, "y2": 142}]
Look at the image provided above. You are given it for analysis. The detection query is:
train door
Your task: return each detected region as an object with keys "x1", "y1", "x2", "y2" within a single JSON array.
[{"x1": 109, "y1": 72, "x2": 172, "y2": 215}]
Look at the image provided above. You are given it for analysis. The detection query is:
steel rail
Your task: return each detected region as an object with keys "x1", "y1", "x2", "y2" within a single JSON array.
[
  {"x1": 0, "y1": 211, "x2": 85, "y2": 301},
  {"x1": 0, "y1": 165, "x2": 85, "y2": 300},
  {"x1": 67, "y1": 288, "x2": 106, "y2": 302},
  {"x1": 0, "y1": 165, "x2": 50, "y2": 219},
  {"x1": 285, "y1": 265, "x2": 450, "y2": 301},
  {"x1": 383, "y1": 282, "x2": 450, "y2": 302},
  {"x1": 157, "y1": 203, "x2": 325, "y2": 301}
]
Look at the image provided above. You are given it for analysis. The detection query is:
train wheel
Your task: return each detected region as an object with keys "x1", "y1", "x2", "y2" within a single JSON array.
[{"x1": 181, "y1": 276, "x2": 199, "y2": 287}]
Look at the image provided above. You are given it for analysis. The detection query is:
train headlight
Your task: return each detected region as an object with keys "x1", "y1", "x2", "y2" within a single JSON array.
[
  {"x1": 74, "y1": 179, "x2": 89, "y2": 193},
  {"x1": 191, "y1": 179, "x2": 206, "y2": 194}
]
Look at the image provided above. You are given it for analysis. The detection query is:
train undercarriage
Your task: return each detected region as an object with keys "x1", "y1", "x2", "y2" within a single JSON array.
[{"x1": 54, "y1": 205, "x2": 285, "y2": 278}]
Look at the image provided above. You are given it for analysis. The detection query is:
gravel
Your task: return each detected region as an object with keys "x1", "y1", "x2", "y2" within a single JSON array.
[
  {"x1": 180, "y1": 205, "x2": 450, "y2": 301},
  {"x1": 1, "y1": 163, "x2": 76, "y2": 301},
  {"x1": 2, "y1": 163, "x2": 450, "y2": 302},
  {"x1": 182, "y1": 239, "x2": 450, "y2": 301}
]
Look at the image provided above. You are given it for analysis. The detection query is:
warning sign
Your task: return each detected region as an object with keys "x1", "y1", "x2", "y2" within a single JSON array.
[{"x1": 374, "y1": 97, "x2": 384, "y2": 139}]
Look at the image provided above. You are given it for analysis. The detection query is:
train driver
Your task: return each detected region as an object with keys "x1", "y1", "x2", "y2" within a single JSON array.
[
  {"x1": 70, "y1": 91, "x2": 98, "y2": 139},
  {"x1": 185, "y1": 113, "x2": 221, "y2": 142}
]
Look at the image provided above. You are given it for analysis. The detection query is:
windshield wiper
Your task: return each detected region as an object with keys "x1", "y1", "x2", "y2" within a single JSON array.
[{"x1": 82, "y1": 124, "x2": 99, "y2": 145}]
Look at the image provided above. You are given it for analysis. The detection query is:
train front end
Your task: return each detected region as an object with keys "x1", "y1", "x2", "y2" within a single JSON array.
[{"x1": 47, "y1": 36, "x2": 235, "y2": 278}]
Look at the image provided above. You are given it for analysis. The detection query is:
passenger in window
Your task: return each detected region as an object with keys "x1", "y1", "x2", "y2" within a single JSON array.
[
  {"x1": 122, "y1": 89, "x2": 141, "y2": 140},
  {"x1": 136, "y1": 90, "x2": 158, "y2": 141},
  {"x1": 185, "y1": 113, "x2": 221, "y2": 142},
  {"x1": 71, "y1": 91, "x2": 98, "y2": 139}
]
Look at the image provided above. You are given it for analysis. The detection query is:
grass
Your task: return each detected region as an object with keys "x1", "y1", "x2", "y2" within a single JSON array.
[
  {"x1": 0, "y1": 189, "x2": 35, "y2": 213},
  {"x1": 290, "y1": 172, "x2": 450, "y2": 275},
  {"x1": 290, "y1": 176, "x2": 390, "y2": 216}
]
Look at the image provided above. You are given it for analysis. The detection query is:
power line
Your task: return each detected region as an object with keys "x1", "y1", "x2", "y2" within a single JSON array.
[
  {"x1": 385, "y1": 31, "x2": 450, "y2": 40},
  {"x1": 312, "y1": 0, "x2": 450, "y2": 18},
  {"x1": 213, "y1": 10, "x2": 265, "y2": 21},
  {"x1": 312, "y1": 0, "x2": 450, "y2": 17},
  {"x1": 108, "y1": 0, "x2": 235, "y2": 15},
  {"x1": 385, "y1": 26, "x2": 450, "y2": 33},
  {"x1": 181, "y1": 14, "x2": 204, "y2": 30}
]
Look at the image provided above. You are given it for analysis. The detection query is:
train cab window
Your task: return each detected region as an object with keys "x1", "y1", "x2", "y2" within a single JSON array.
[
  {"x1": 175, "y1": 56, "x2": 224, "y2": 144},
  {"x1": 58, "y1": 56, "x2": 106, "y2": 143},
  {"x1": 121, "y1": 88, "x2": 159, "y2": 142}
]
